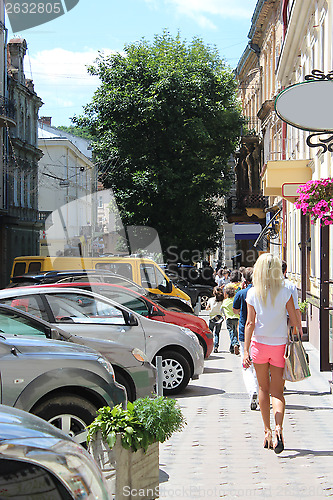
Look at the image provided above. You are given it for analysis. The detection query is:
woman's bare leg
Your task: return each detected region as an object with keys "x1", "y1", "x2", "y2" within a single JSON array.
[
  {"x1": 269, "y1": 364, "x2": 285, "y2": 427},
  {"x1": 253, "y1": 362, "x2": 271, "y2": 430}
]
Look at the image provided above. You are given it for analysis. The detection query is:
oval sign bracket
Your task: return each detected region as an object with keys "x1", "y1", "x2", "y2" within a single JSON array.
[{"x1": 275, "y1": 69, "x2": 333, "y2": 154}]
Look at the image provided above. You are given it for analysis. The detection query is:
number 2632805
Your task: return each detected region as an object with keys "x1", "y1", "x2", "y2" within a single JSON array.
[{"x1": 5, "y1": 2, "x2": 62, "y2": 14}]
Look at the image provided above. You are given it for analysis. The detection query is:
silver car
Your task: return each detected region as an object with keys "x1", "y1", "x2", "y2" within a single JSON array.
[
  {"x1": 0, "y1": 304, "x2": 157, "y2": 401},
  {"x1": 0, "y1": 286, "x2": 204, "y2": 394},
  {"x1": 0, "y1": 404, "x2": 109, "y2": 499},
  {"x1": 0, "y1": 332, "x2": 126, "y2": 446}
]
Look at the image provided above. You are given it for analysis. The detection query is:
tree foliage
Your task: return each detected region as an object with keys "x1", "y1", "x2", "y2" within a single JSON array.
[
  {"x1": 74, "y1": 32, "x2": 242, "y2": 257},
  {"x1": 57, "y1": 125, "x2": 94, "y2": 141}
]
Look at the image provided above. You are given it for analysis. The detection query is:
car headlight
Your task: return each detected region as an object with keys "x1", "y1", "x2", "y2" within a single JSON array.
[
  {"x1": 180, "y1": 327, "x2": 199, "y2": 343},
  {"x1": 132, "y1": 348, "x2": 149, "y2": 363},
  {"x1": 97, "y1": 356, "x2": 115, "y2": 379}
]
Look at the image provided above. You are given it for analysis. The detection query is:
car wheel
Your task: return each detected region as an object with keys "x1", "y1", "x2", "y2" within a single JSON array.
[
  {"x1": 199, "y1": 294, "x2": 210, "y2": 310},
  {"x1": 158, "y1": 350, "x2": 191, "y2": 395},
  {"x1": 32, "y1": 395, "x2": 98, "y2": 448},
  {"x1": 164, "y1": 305, "x2": 184, "y2": 312},
  {"x1": 115, "y1": 372, "x2": 134, "y2": 402}
]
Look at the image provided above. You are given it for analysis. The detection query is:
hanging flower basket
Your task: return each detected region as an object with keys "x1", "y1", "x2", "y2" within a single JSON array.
[{"x1": 295, "y1": 177, "x2": 333, "y2": 225}]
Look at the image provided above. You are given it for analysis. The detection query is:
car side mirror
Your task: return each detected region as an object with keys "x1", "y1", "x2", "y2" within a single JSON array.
[
  {"x1": 127, "y1": 312, "x2": 138, "y2": 326},
  {"x1": 49, "y1": 328, "x2": 62, "y2": 340},
  {"x1": 158, "y1": 280, "x2": 173, "y2": 293}
]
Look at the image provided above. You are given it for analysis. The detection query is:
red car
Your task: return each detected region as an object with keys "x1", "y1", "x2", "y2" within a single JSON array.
[{"x1": 35, "y1": 282, "x2": 213, "y2": 358}]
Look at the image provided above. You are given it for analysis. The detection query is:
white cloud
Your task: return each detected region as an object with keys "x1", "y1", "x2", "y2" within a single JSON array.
[
  {"x1": 24, "y1": 47, "x2": 118, "y2": 124},
  {"x1": 149, "y1": 0, "x2": 255, "y2": 27},
  {"x1": 25, "y1": 47, "x2": 115, "y2": 88}
]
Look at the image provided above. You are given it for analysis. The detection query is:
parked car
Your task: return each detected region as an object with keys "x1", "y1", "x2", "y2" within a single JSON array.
[
  {"x1": 8, "y1": 270, "x2": 194, "y2": 313},
  {"x1": 36, "y1": 282, "x2": 213, "y2": 358},
  {"x1": 0, "y1": 405, "x2": 109, "y2": 499},
  {"x1": 0, "y1": 286, "x2": 204, "y2": 394},
  {"x1": 166, "y1": 274, "x2": 214, "y2": 309},
  {"x1": 0, "y1": 329, "x2": 126, "y2": 446},
  {"x1": 0, "y1": 304, "x2": 156, "y2": 401},
  {"x1": 10, "y1": 255, "x2": 193, "y2": 306}
]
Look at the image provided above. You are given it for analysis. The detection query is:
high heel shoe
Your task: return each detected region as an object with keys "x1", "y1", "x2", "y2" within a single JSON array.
[
  {"x1": 273, "y1": 425, "x2": 284, "y2": 454},
  {"x1": 263, "y1": 429, "x2": 273, "y2": 449}
]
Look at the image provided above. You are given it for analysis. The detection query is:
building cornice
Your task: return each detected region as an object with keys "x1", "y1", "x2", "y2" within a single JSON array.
[{"x1": 277, "y1": 0, "x2": 313, "y2": 84}]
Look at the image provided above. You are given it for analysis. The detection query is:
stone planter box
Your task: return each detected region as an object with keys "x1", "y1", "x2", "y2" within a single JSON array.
[{"x1": 89, "y1": 432, "x2": 159, "y2": 500}]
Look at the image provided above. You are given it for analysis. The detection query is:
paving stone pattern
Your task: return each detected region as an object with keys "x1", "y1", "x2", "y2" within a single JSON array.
[{"x1": 159, "y1": 316, "x2": 333, "y2": 499}]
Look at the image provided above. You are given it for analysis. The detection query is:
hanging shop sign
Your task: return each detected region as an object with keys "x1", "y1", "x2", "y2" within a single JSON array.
[
  {"x1": 281, "y1": 182, "x2": 304, "y2": 203},
  {"x1": 275, "y1": 79, "x2": 333, "y2": 132},
  {"x1": 275, "y1": 70, "x2": 333, "y2": 153}
]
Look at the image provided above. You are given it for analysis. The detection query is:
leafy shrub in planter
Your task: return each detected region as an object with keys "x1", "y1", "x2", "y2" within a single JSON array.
[
  {"x1": 87, "y1": 396, "x2": 186, "y2": 452},
  {"x1": 298, "y1": 299, "x2": 309, "y2": 314}
]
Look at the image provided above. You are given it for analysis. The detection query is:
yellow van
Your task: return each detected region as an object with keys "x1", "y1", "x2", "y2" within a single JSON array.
[{"x1": 10, "y1": 255, "x2": 192, "y2": 306}]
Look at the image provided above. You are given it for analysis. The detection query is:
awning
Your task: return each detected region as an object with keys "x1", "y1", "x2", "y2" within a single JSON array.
[
  {"x1": 262, "y1": 160, "x2": 312, "y2": 199},
  {"x1": 232, "y1": 223, "x2": 262, "y2": 240}
]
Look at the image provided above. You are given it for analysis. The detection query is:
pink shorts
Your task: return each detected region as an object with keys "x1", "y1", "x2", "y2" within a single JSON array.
[{"x1": 251, "y1": 340, "x2": 286, "y2": 368}]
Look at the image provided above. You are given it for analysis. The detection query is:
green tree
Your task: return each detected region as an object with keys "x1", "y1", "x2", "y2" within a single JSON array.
[
  {"x1": 74, "y1": 32, "x2": 242, "y2": 259},
  {"x1": 57, "y1": 125, "x2": 94, "y2": 141}
]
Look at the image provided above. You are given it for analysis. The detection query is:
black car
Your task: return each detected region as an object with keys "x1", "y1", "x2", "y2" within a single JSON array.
[{"x1": 166, "y1": 274, "x2": 214, "y2": 309}]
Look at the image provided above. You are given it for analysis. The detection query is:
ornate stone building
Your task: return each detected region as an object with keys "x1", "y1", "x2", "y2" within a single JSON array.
[{"x1": 0, "y1": 38, "x2": 42, "y2": 287}]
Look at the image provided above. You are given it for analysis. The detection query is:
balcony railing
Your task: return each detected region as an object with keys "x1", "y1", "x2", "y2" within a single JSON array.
[
  {"x1": 0, "y1": 96, "x2": 16, "y2": 127},
  {"x1": 226, "y1": 190, "x2": 268, "y2": 217},
  {"x1": 242, "y1": 116, "x2": 260, "y2": 136}
]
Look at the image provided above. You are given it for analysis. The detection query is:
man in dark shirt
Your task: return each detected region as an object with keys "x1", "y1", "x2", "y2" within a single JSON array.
[{"x1": 233, "y1": 267, "x2": 259, "y2": 410}]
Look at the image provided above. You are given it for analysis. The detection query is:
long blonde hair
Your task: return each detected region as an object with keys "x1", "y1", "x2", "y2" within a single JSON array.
[{"x1": 252, "y1": 253, "x2": 284, "y2": 306}]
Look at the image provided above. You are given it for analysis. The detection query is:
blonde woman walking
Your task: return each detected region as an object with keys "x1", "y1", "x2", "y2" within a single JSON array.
[{"x1": 242, "y1": 253, "x2": 302, "y2": 454}]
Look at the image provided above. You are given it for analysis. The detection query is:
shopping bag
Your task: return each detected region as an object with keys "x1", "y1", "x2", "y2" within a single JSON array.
[{"x1": 283, "y1": 327, "x2": 311, "y2": 382}]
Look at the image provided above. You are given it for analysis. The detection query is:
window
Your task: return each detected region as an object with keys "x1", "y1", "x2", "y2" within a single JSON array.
[
  {"x1": 140, "y1": 263, "x2": 169, "y2": 291},
  {"x1": 28, "y1": 262, "x2": 41, "y2": 274},
  {"x1": 140, "y1": 264, "x2": 156, "y2": 288},
  {"x1": 46, "y1": 293, "x2": 125, "y2": 324},
  {"x1": 0, "y1": 310, "x2": 47, "y2": 337},
  {"x1": 0, "y1": 295, "x2": 46, "y2": 320},
  {"x1": 97, "y1": 287, "x2": 149, "y2": 316},
  {"x1": 13, "y1": 262, "x2": 26, "y2": 276},
  {"x1": 95, "y1": 262, "x2": 133, "y2": 279}
]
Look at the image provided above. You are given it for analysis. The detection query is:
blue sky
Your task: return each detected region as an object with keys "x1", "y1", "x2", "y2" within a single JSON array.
[{"x1": 6, "y1": 0, "x2": 258, "y2": 126}]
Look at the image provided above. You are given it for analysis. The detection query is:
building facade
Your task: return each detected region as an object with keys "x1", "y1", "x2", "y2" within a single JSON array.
[
  {"x1": 0, "y1": 37, "x2": 42, "y2": 287},
  {"x1": 38, "y1": 119, "x2": 97, "y2": 257},
  {"x1": 237, "y1": 0, "x2": 333, "y2": 372}
]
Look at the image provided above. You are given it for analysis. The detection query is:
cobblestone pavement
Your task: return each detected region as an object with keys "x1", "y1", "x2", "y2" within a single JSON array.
[{"x1": 159, "y1": 315, "x2": 333, "y2": 500}]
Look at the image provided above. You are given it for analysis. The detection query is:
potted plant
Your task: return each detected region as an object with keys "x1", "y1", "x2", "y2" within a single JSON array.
[
  {"x1": 295, "y1": 177, "x2": 333, "y2": 225},
  {"x1": 87, "y1": 396, "x2": 186, "y2": 500},
  {"x1": 298, "y1": 299, "x2": 309, "y2": 315}
]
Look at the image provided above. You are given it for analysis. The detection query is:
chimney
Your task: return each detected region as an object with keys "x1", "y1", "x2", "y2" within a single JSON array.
[
  {"x1": 39, "y1": 116, "x2": 52, "y2": 127},
  {"x1": 7, "y1": 38, "x2": 27, "y2": 85}
]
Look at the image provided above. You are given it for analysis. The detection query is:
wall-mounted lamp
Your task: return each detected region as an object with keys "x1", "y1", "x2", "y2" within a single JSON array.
[{"x1": 298, "y1": 238, "x2": 311, "y2": 250}]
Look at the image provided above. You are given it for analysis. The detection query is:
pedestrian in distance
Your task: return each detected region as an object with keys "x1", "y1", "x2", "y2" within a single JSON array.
[
  {"x1": 233, "y1": 267, "x2": 259, "y2": 410},
  {"x1": 243, "y1": 253, "x2": 302, "y2": 454},
  {"x1": 229, "y1": 269, "x2": 242, "y2": 292},
  {"x1": 206, "y1": 286, "x2": 224, "y2": 353},
  {"x1": 219, "y1": 268, "x2": 230, "y2": 286},
  {"x1": 222, "y1": 284, "x2": 240, "y2": 355},
  {"x1": 215, "y1": 268, "x2": 224, "y2": 287}
]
